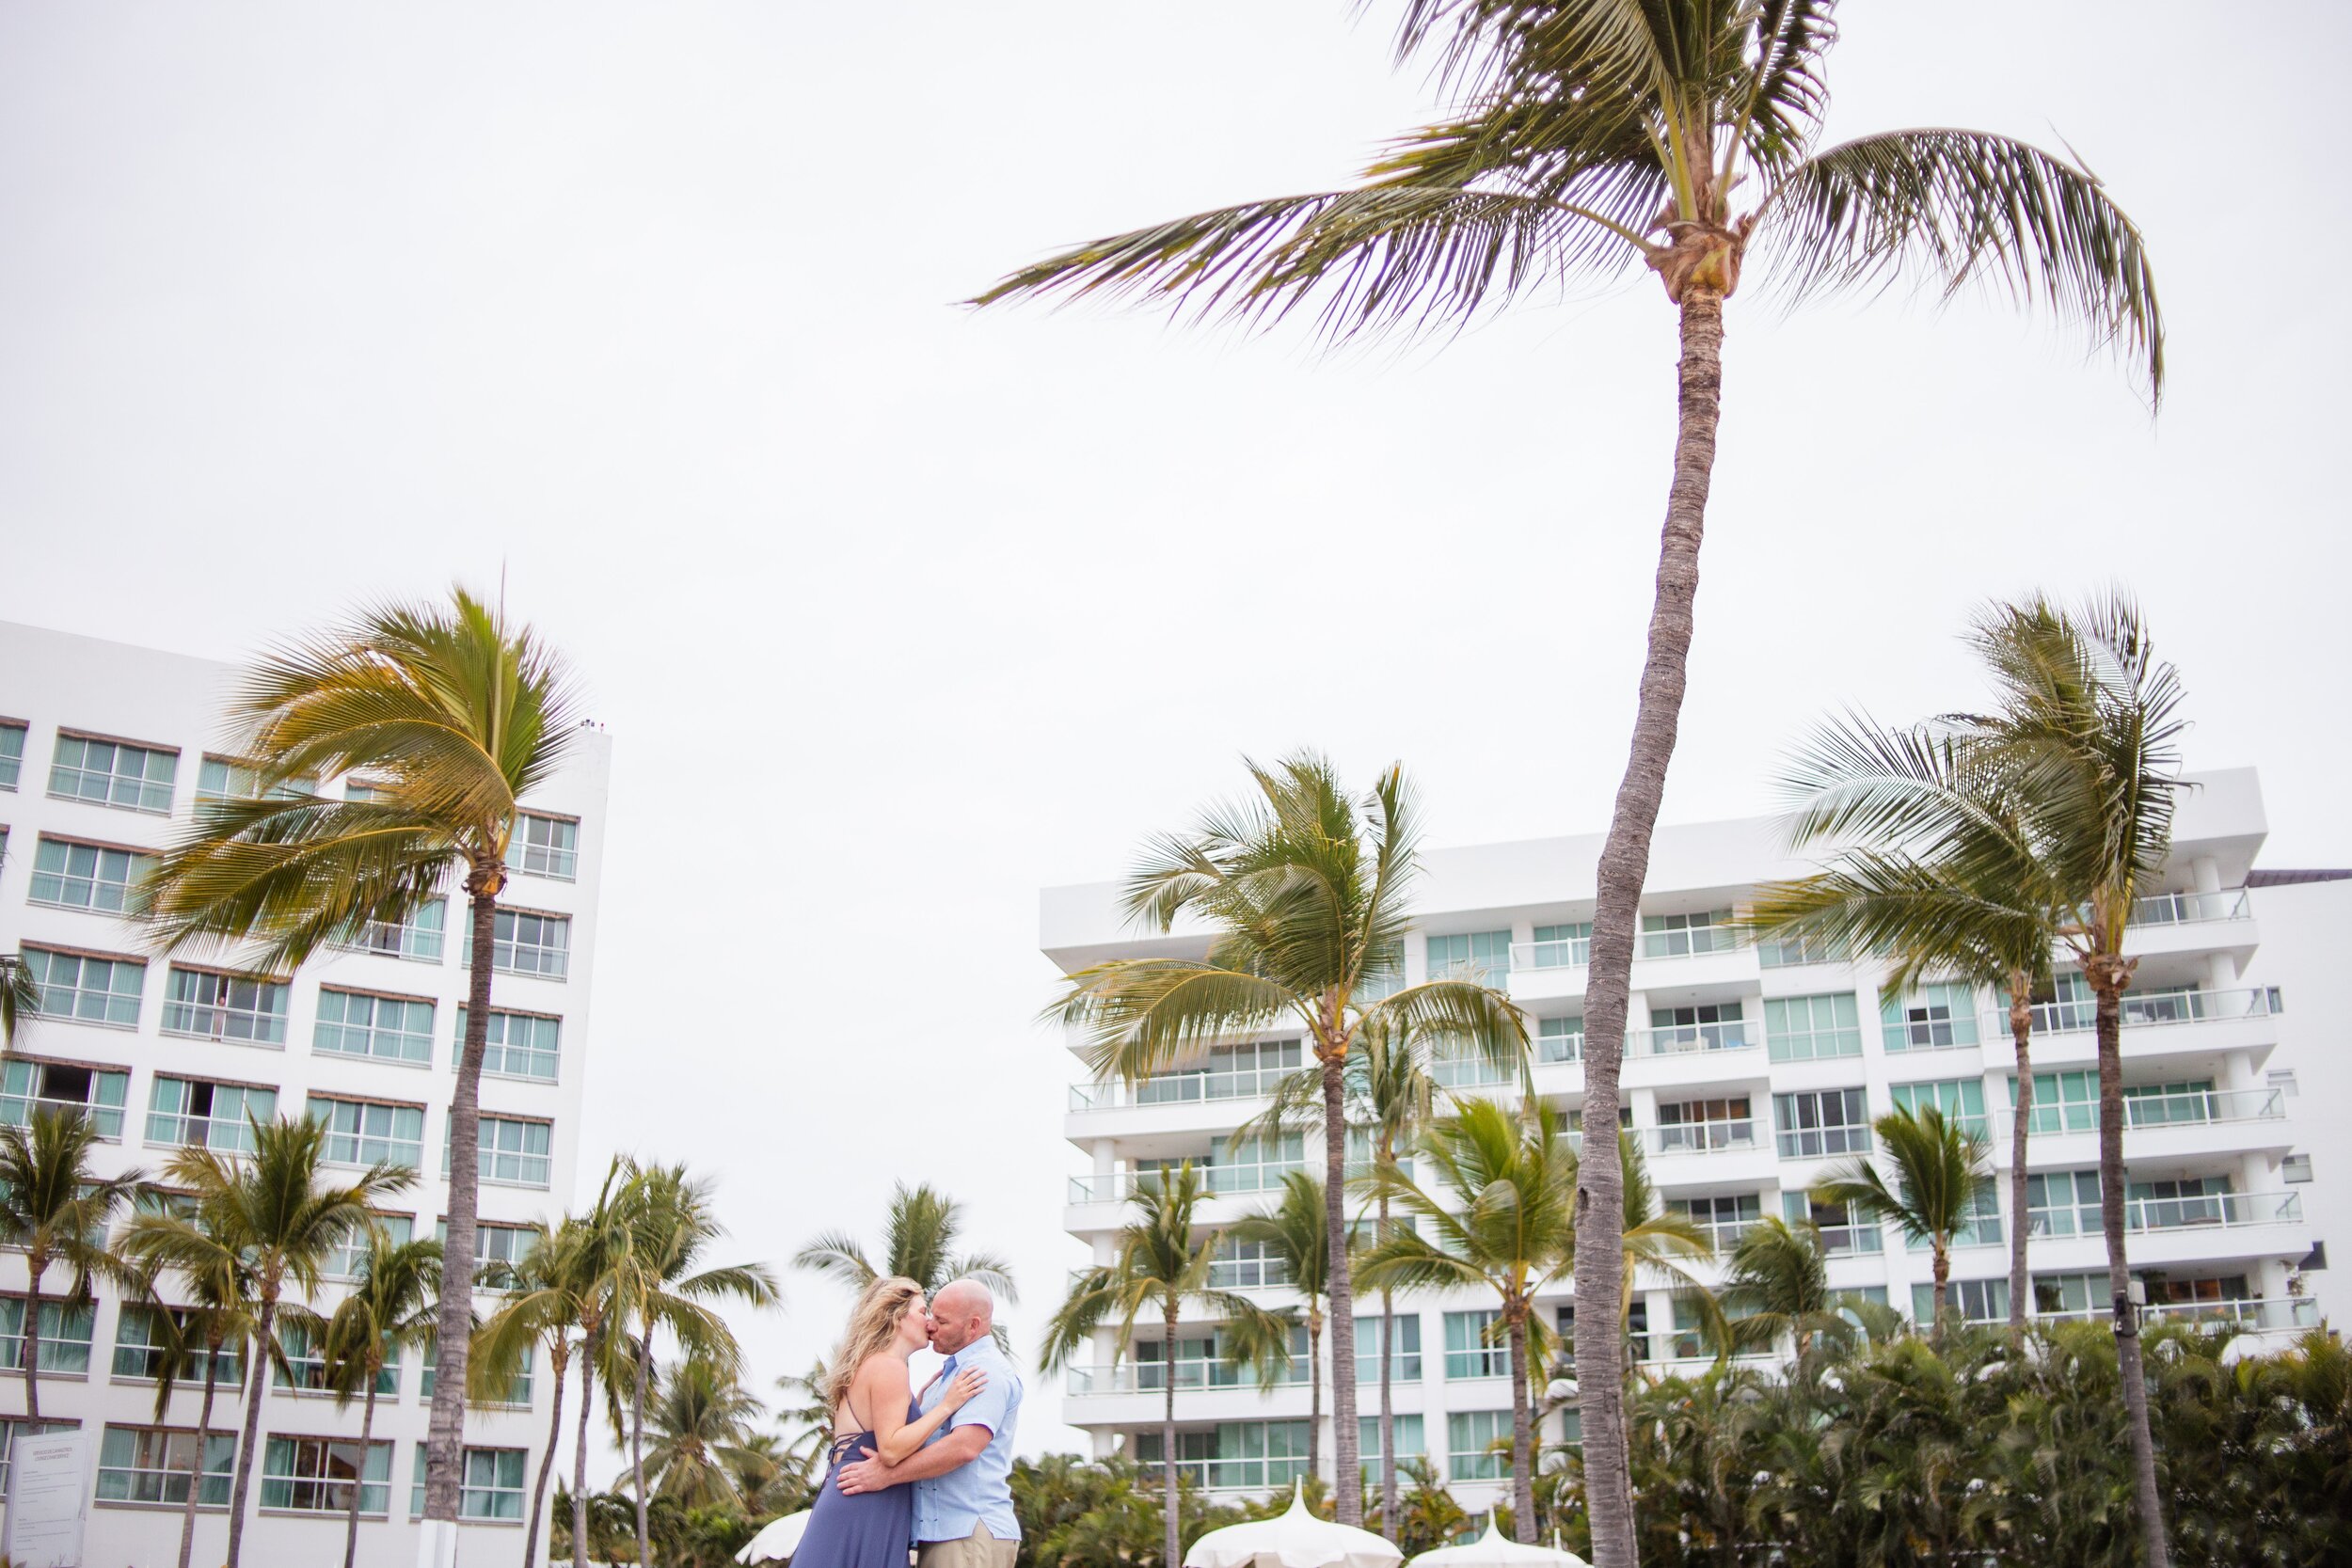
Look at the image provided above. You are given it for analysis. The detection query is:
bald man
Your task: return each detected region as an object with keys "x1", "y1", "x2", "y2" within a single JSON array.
[{"x1": 836, "y1": 1278, "x2": 1025, "y2": 1568}]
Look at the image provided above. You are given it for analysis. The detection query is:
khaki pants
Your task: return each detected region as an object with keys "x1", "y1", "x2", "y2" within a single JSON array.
[{"x1": 917, "y1": 1524, "x2": 1019, "y2": 1568}]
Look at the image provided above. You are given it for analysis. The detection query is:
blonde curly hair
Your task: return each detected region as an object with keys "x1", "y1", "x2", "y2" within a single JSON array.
[{"x1": 821, "y1": 1275, "x2": 925, "y2": 1417}]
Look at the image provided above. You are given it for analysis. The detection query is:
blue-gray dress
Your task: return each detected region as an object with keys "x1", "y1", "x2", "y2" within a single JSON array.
[{"x1": 791, "y1": 1397, "x2": 919, "y2": 1568}]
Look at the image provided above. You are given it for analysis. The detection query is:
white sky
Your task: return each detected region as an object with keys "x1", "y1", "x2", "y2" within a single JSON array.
[{"x1": 3, "y1": 3, "x2": 2346, "y2": 1471}]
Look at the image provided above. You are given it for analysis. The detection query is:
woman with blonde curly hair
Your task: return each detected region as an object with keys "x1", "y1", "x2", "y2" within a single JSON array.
[{"x1": 792, "y1": 1275, "x2": 986, "y2": 1568}]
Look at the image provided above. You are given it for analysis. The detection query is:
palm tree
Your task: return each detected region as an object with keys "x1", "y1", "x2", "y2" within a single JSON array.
[
  {"x1": 1227, "y1": 1172, "x2": 1336, "y2": 1471},
  {"x1": 1047, "y1": 755, "x2": 1524, "y2": 1523},
  {"x1": 474, "y1": 1215, "x2": 614, "y2": 1568},
  {"x1": 639, "y1": 1355, "x2": 768, "y2": 1510},
  {"x1": 0, "y1": 1108, "x2": 143, "y2": 1418},
  {"x1": 0, "y1": 951, "x2": 39, "y2": 1049},
  {"x1": 1956, "y1": 591, "x2": 2187, "y2": 1566},
  {"x1": 1718, "y1": 1216, "x2": 1848, "y2": 1362},
  {"x1": 125, "y1": 1206, "x2": 260, "y2": 1568},
  {"x1": 121, "y1": 1117, "x2": 412, "y2": 1568},
  {"x1": 135, "y1": 586, "x2": 580, "y2": 1540},
  {"x1": 1042, "y1": 1162, "x2": 1294, "y2": 1568},
  {"x1": 1750, "y1": 716, "x2": 2070, "y2": 1338},
  {"x1": 773, "y1": 1359, "x2": 835, "y2": 1488},
  {"x1": 977, "y1": 13, "x2": 2164, "y2": 1558},
  {"x1": 612, "y1": 1161, "x2": 780, "y2": 1568},
  {"x1": 1813, "y1": 1105, "x2": 1991, "y2": 1348},
  {"x1": 323, "y1": 1233, "x2": 442, "y2": 1568},
  {"x1": 794, "y1": 1179, "x2": 1019, "y2": 1312}
]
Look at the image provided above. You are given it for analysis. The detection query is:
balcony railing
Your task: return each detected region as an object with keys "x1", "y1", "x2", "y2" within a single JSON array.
[
  {"x1": 1994, "y1": 986, "x2": 2280, "y2": 1037},
  {"x1": 1535, "y1": 1028, "x2": 1584, "y2": 1065},
  {"x1": 2123, "y1": 1087, "x2": 2285, "y2": 1127},
  {"x1": 1070, "y1": 1169, "x2": 1305, "y2": 1204},
  {"x1": 1817, "y1": 1222, "x2": 1883, "y2": 1257},
  {"x1": 2126, "y1": 1190, "x2": 2301, "y2": 1233},
  {"x1": 1511, "y1": 935, "x2": 1591, "y2": 973},
  {"x1": 1070, "y1": 1067, "x2": 1295, "y2": 1111},
  {"x1": 1067, "y1": 1360, "x2": 1312, "y2": 1396},
  {"x1": 2127, "y1": 889, "x2": 2251, "y2": 927},
  {"x1": 1628, "y1": 1022, "x2": 1758, "y2": 1057},
  {"x1": 1642, "y1": 1121, "x2": 1757, "y2": 1156},
  {"x1": 2038, "y1": 1296, "x2": 2319, "y2": 1333}
]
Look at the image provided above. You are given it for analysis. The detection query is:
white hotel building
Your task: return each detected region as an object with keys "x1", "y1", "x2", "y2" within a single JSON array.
[
  {"x1": 1046, "y1": 768, "x2": 2338, "y2": 1509},
  {"x1": 0, "y1": 621, "x2": 610, "y2": 1566}
]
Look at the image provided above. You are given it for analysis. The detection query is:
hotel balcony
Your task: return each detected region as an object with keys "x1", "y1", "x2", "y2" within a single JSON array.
[
  {"x1": 1994, "y1": 1087, "x2": 2296, "y2": 1168},
  {"x1": 1979, "y1": 987, "x2": 2282, "y2": 1072}
]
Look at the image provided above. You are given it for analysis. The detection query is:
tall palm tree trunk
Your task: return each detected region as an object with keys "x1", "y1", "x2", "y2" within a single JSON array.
[
  {"x1": 1576, "y1": 285, "x2": 1726, "y2": 1568},
  {"x1": 2006, "y1": 987, "x2": 2036, "y2": 1339},
  {"x1": 632, "y1": 1328, "x2": 655, "y2": 1568},
  {"x1": 525, "y1": 1338, "x2": 570, "y2": 1568},
  {"x1": 176, "y1": 1341, "x2": 224, "y2": 1568},
  {"x1": 573, "y1": 1345, "x2": 597, "y2": 1568},
  {"x1": 1161, "y1": 1299, "x2": 1181, "y2": 1568},
  {"x1": 1306, "y1": 1309, "x2": 1323, "y2": 1475},
  {"x1": 1318, "y1": 1048, "x2": 1361, "y2": 1523},
  {"x1": 1377, "y1": 1189, "x2": 1397, "y2": 1540},
  {"x1": 1505, "y1": 1306, "x2": 1534, "y2": 1544},
  {"x1": 342, "y1": 1373, "x2": 380, "y2": 1568},
  {"x1": 1930, "y1": 1239, "x2": 1950, "y2": 1350},
  {"x1": 226, "y1": 1291, "x2": 278, "y2": 1568},
  {"x1": 426, "y1": 879, "x2": 501, "y2": 1534},
  {"x1": 2092, "y1": 966, "x2": 2170, "y2": 1568},
  {"x1": 19, "y1": 1258, "x2": 43, "y2": 1420}
]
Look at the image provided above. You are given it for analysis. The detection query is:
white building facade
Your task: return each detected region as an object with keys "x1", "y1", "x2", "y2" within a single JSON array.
[
  {"x1": 1046, "y1": 768, "x2": 2328, "y2": 1510},
  {"x1": 0, "y1": 621, "x2": 610, "y2": 1566}
]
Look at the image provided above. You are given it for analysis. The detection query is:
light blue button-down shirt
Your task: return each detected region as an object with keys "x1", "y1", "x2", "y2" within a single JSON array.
[{"x1": 911, "y1": 1338, "x2": 1023, "y2": 1544}]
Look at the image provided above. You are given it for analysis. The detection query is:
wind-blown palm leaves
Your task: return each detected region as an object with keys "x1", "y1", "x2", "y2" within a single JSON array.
[
  {"x1": 1048, "y1": 755, "x2": 1524, "y2": 1524},
  {"x1": 1813, "y1": 1105, "x2": 1992, "y2": 1350},
  {"x1": 1042, "y1": 1162, "x2": 1295, "y2": 1568},
  {"x1": 794, "y1": 1179, "x2": 1018, "y2": 1306},
  {"x1": 135, "y1": 587, "x2": 578, "y2": 1543},
  {"x1": 980, "y1": 14, "x2": 2163, "y2": 1559},
  {"x1": 1716, "y1": 1216, "x2": 1850, "y2": 1362},
  {"x1": 0, "y1": 1109, "x2": 144, "y2": 1420},
  {"x1": 1749, "y1": 720, "x2": 2070, "y2": 1339},
  {"x1": 638, "y1": 1356, "x2": 771, "y2": 1511},
  {"x1": 323, "y1": 1234, "x2": 442, "y2": 1568},
  {"x1": 0, "y1": 951, "x2": 39, "y2": 1050}
]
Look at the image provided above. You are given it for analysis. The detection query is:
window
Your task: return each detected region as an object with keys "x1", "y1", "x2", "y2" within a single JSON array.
[
  {"x1": 1889, "y1": 1078, "x2": 1987, "y2": 1135},
  {"x1": 28, "y1": 838, "x2": 153, "y2": 913},
  {"x1": 508, "y1": 812, "x2": 580, "y2": 880},
  {"x1": 1529, "y1": 922, "x2": 1591, "y2": 968},
  {"x1": 1, "y1": 1058, "x2": 129, "y2": 1138},
  {"x1": 195, "y1": 756, "x2": 314, "y2": 803},
  {"x1": 1136, "y1": 1331, "x2": 1298, "y2": 1392},
  {"x1": 96, "y1": 1425, "x2": 235, "y2": 1507},
  {"x1": 1357, "y1": 942, "x2": 1406, "y2": 1002},
  {"x1": 1358, "y1": 1413, "x2": 1427, "y2": 1464},
  {"x1": 2267, "y1": 1069, "x2": 2299, "y2": 1099},
  {"x1": 1784, "y1": 1192, "x2": 1881, "y2": 1255},
  {"x1": 2128, "y1": 1175, "x2": 2233, "y2": 1229},
  {"x1": 21, "y1": 946, "x2": 144, "y2": 1027},
  {"x1": 48, "y1": 734, "x2": 177, "y2": 815},
  {"x1": 315, "y1": 990, "x2": 435, "y2": 1066},
  {"x1": 1645, "y1": 1000, "x2": 1747, "y2": 1053},
  {"x1": 1425, "y1": 930, "x2": 1511, "y2": 989},
  {"x1": 1882, "y1": 984, "x2": 1981, "y2": 1051},
  {"x1": 1654, "y1": 1096, "x2": 1753, "y2": 1153},
  {"x1": 342, "y1": 898, "x2": 448, "y2": 963},
  {"x1": 275, "y1": 1323, "x2": 397, "y2": 1396},
  {"x1": 2026, "y1": 1169, "x2": 2102, "y2": 1238},
  {"x1": 1668, "y1": 1193, "x2": 1761, "y2": 1252},
  {"x1": 2284, "y1": 1153, "x2": 2314, "y2": 1184},
  {"x1": 1774, "y1": 1087, "x2": 1869, "y2": 1159},
  {"x1": 1757, "y1": 928, "x2": 1843, "y2": 969},
  {"x1": 1443, "y1": 1309, "x2": 1509, "y2": 1380},
  {"x1": 1907, "y1": 1183, "x2": 2002, "y2": 1250},
  {"x1": 0, "y1": 721, "x2": 24, "y2": 789},
  {"x1": 262, "y1": 1436, "x2": 391, "y2": 1516},
  {"x1": 456, "y1": 1007, "x2": 560, "y2": 1083},
  {"x1": 326, "y1": 1215, "x2": 416, "y2": 1283},
  {"x1": 1356, "y1": 1314, "x2": 1422, "y2": 1383},
  {"x1": 2031, "y1": 1272, "x2": 2107, "y2": 1317},
  {"x1": 469, "y1": 1115, "x2": 553, "y2": 1187},
  {"x1": 1640, "y1": 909, "x2": 1736, "y2": 958},
  {"x1": 2009, "y1": 1069, "x2": 2098, "y2": 1135},
  {"x1": 1764, "y1": 992, "x2": 1861, "y2": 1061},
  {"x1": 2039, "y1": 973, "x2": 2097, "y2": 1032},
  {"x1": 463, "y1": 909, "x2": 570, "y2": 979},
  {"x1": 1209, "y1": 1236, "x2": 1293, "y2": 1291},
  {"x1": 419, "y1": 1338, "x2": 528, "y2": 1403},
  {"x1": 112, "y1": 1307, "x2": 243, "y2": 1386},
  {"x1": 1913, "y1": 1278, "x2": 2009, "y2": 1325},
  {"x1": 1536, "y1": 1015, "x2": 1583, "y2": 1064},
  {"x1": 1203, "y1": 1132, "x2": 1302, "y2": 1196},
  {"x1": 1434, "y1": 1039, "x2": 1515, "y2": 1088},
  {"x1": 1132, "y1": 1422, "x2": 1308, "y2": 1492},
  {"x1": 2147, "y1": 1275, "x2": 2250, "y2": 1309},
  {"x1": 1673, "y1": 1294, "x2": 1756, "y2": 1358},
  {"x1": 163, "y1": 967, "x2": 289, "y2": 1045},
  {"x1": 2122, "y1": 1079, "x2": 2218, "y2": 1126},
  {"x1": 1558, "y1": 1300, "x2": 1650, "y2": 1364},
  {"x1": 437, "y1": 1219, "x2": 532, "y2": 1289},
  {"x1": 311, "y1": 1097, "x2": 425, "y2": 1168},
  {"x1": 146, "y1": 1077, "x2": 276, "y2": 1153},
  {"x1": 0, "y1": 1297, "x2": 94, "y2": 1374},
  {"x1": 0, "y1": 1419, "x2": 78, "y2": 1495},
  {"x1": 1447, "y1": 1410, "x2": 1509, "y2": 1481}
]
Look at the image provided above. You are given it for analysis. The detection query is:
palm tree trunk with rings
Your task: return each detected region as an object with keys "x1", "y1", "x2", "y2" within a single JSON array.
[
  {"x1": 1161, "y1": 1298, "x2": 1181, "y2": 1568},
  {"x1": 2093, "y1": 961, "x2": 2170, "y2": 1568},
  {"x1": 1317, "y1": 1040, "x2": 1361, "y2": 1524},
  {"x1": 342, "y1": 1370, "x2": 381, "y2": 1568},
  {"x1": 524, "y1": 1337, "x2": 569, "y2": 1568},
  {"x1": 632, "y1": 1328, "x2": 654, "y2": 1568},
  {"x1": 1575, "y1": 283, "x2": 1726, "y2": 1568},
  {"x1": 225, "y1": 1289, "x2": 278, "y2": 1568},
  {"x1": 176, "y1": 1338, "x2": 224, "y2": 1568},
  {"x1": 2006, "y1": 986, "x2": 2036, "y2": 1340},
  {"x1": 18, "y1": 1258, "x2": 42, "y2": 1421},
  {"x1": 1377, "y1": 1188, "x2": 1398, "y2": 1541},
  {"x1": 426, "y1": 879, "x2": 501, "y2": 1531},
  {"x1": 573, "y1": 1338, "x2": 598, "y2": 1568},
  {"x1": 1505, "y1": 1305, "x2": 1535, "y2": 1543}
]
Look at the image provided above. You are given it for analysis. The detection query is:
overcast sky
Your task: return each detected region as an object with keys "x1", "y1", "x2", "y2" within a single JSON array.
[{"x1": 3, "y1": 3, "x2": 2345, "y2": 1467}]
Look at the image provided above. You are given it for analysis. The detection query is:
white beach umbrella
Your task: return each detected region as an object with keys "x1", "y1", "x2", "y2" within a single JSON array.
[
  {"x1": 1184, "y1": 1482, "x2": 1405, "y2": 1568},
  {"x1": 736, "y1": 1509, "x2": 815, "y2": 1564},
  {"x1": 1406, "y1": 1518, "x2": 1588, "y2": 1568}
]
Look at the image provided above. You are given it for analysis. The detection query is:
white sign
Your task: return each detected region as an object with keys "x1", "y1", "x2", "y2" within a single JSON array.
[{"x1": 1, "y1": 1429, "x2": 92, "y2": 1568}]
